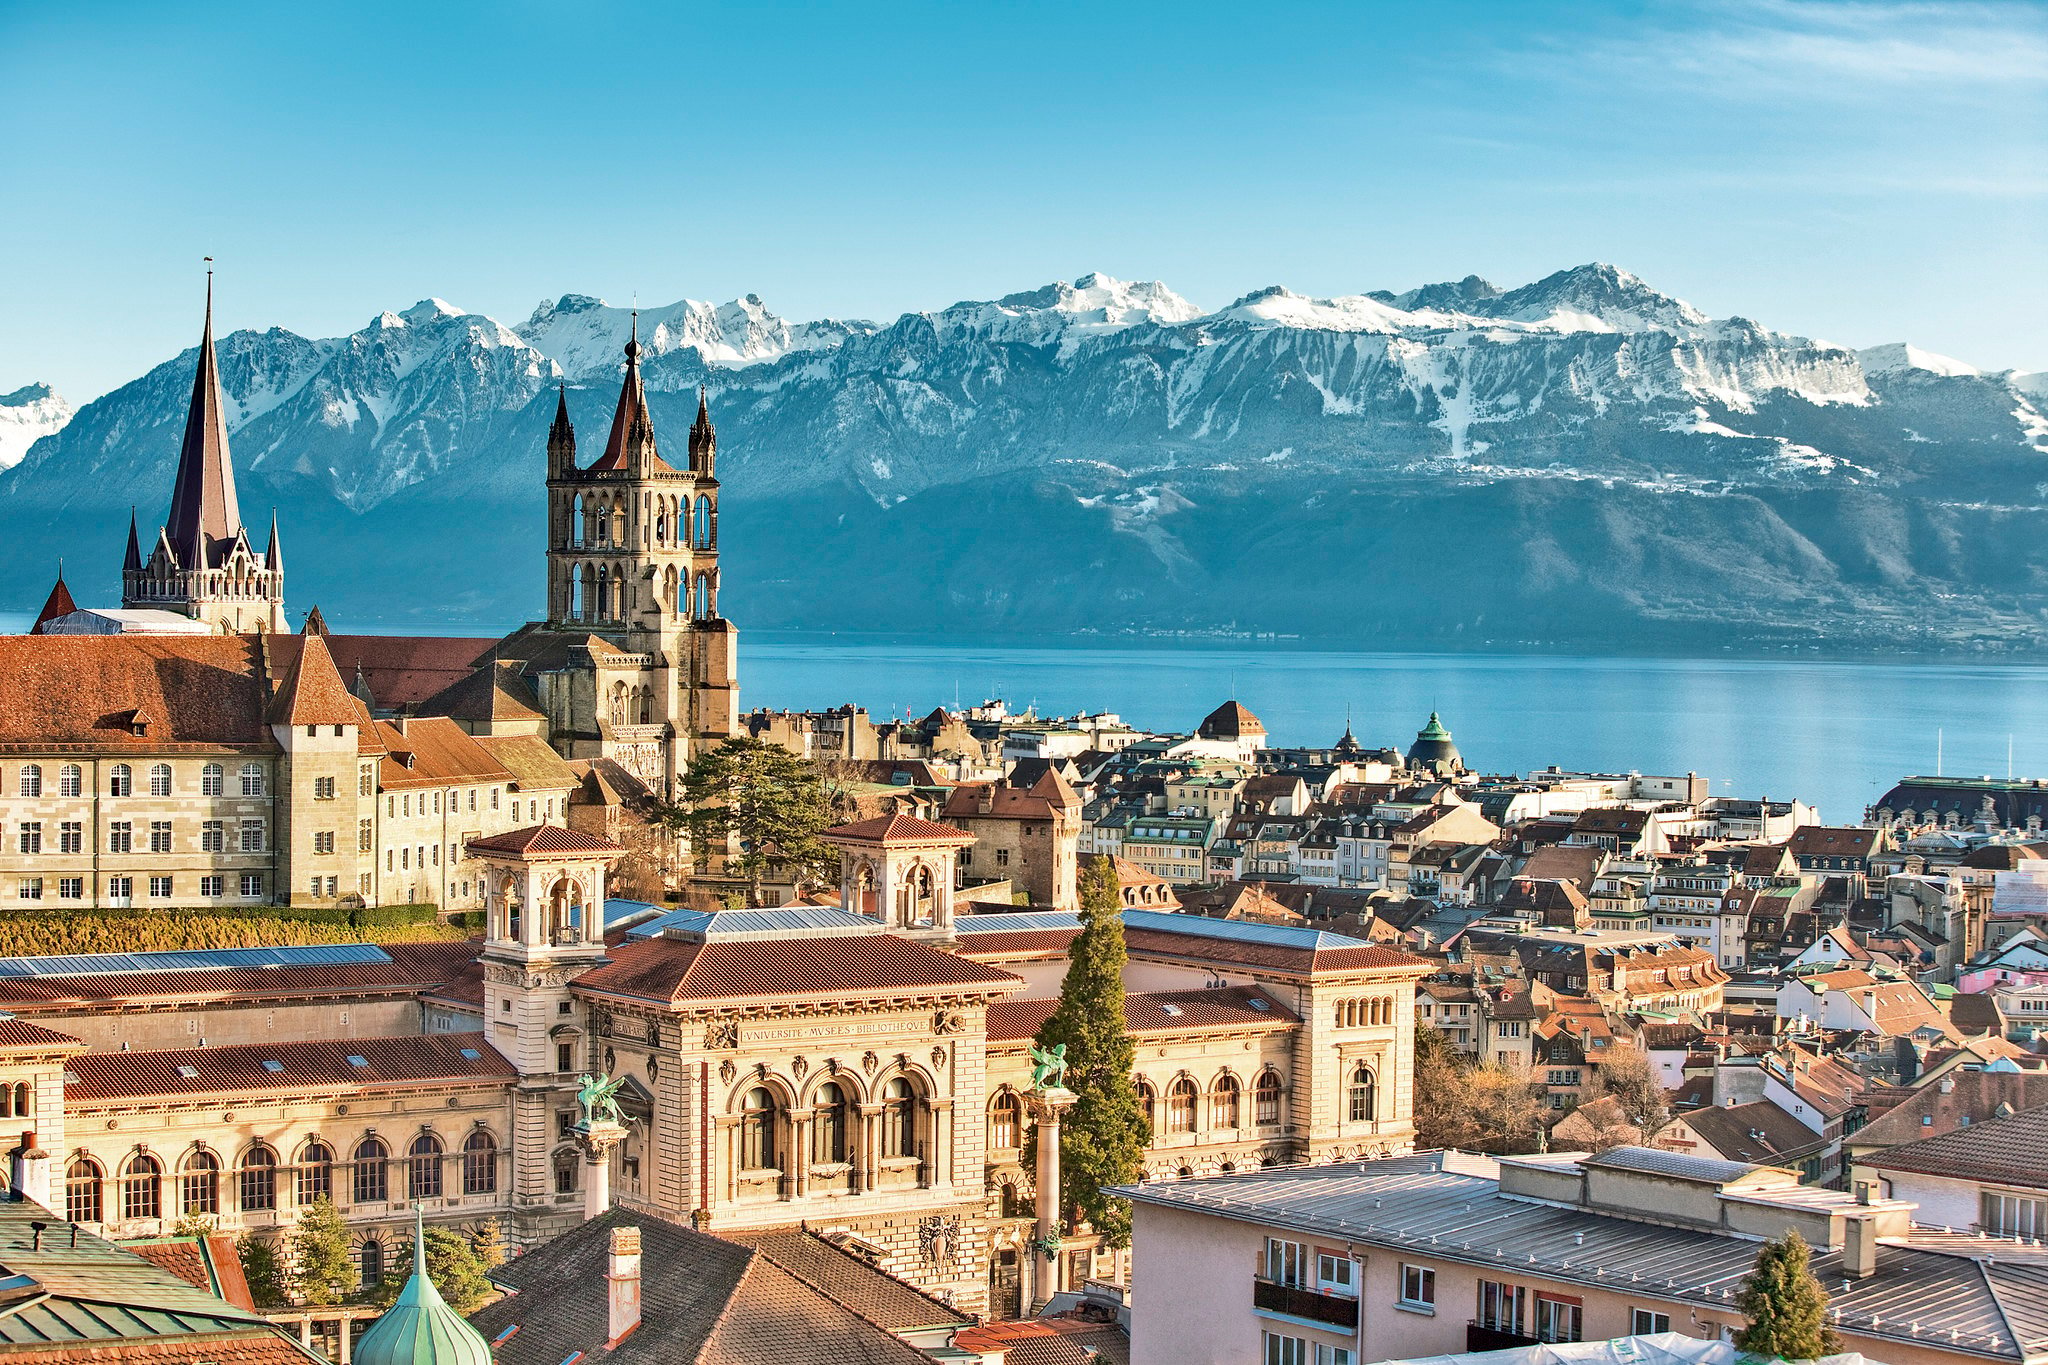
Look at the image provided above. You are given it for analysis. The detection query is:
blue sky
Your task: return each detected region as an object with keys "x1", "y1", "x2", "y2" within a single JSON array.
[{"x1": 3, "y1": 0, "x2": 2043, "y2": 400}]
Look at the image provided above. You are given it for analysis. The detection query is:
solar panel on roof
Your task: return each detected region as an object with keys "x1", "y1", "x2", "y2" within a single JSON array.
[{"x1": 0, "y1": 941, "x2": 392, "y2": 980}]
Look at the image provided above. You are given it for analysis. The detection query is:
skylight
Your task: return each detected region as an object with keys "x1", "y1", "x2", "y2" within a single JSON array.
[
  {"x1": 459, "y1": 1048, "x2": 481, "y2": 1060},
  {"x1": 262, "y1": 1060, "x2": 284, "y2": 1072},
  {"x1": 346, "y1": 1055, "x2": 368, "y2": 1068},
  {"x1": 176, "y1": 1065, "x2": 199, "y2": 1078}
]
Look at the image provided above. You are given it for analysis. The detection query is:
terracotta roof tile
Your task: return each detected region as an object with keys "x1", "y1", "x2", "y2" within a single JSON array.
[
  {"x1": 575, "y1": 933, "x2": 1021, "y2": 1006},
  {"x1": 988, "y1": 985, "x2": 1296, "y2": 1041},
  {"x1": 720, "y1": 1227, "x2": 971, "y2": 1331},
  {"x1": 1858, "y1": 1102, "x2": 2048, "y2": 1189},
  {"x1": 269, "y1": 634, "x2": 496, "y2": 710},
  {"x1": 467, "y1": 823, "x2": 623, "y2": 856},
  {"x1": 374, "y1": 715, "x2": 517, "y2": 788},
  {"x1": 66, "y1": 1030, "x2": 513, "y2": 1102},
  {"x1": 0, "y1": 1016, "x2": 85, "y2": 1051},
  {"x1": 824, "y1": 813, "x2": 974, "y2": 844},
  {"x1": 0, "y1": 636, "x2": 270, "y2": 751},
  {"x1": 263, "y1": 634, "x2": 359, "y2": 728}
]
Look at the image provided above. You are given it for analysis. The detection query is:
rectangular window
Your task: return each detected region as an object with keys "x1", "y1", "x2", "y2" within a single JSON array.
[
  {"x1": 201, "y1": 820, "x2": 224, "y2": 852},
  {"x1": 107, "y1": 875, "x2": 132, "y2": 902},
  {"x1": 108, "y1": 822, "x2": 132, "y2": 854},
  {"x1": 201, "y1": 765, "x2": 223, "y2": 796},
  {"x1": 1313, "y1": 1348, "x2": 1353, "y2": 1365},
  {"x1": 16, "y1": 823, "x2": 39, "y2": 855},
  {"x1": 359, "y1": 819, "x2": 374, "y2": 852},
  {"x1": 200, "y1": 875, "x2": 223, "y2": 898},
  {"x1": 325, "y1": 876, "x2": 338, "y2": 896},
  {"x1": 1262, "y1": 1333, "x2": 1307, "y2": 1365},
  {"x1": 149, "y1": 821, "x2": 172, "y2": 853},
  {"x1": 58, "y1": 877, "x2": 82, "y2": 900},
  {"x1": 996, "y1": 848, "x2": 1010, "y2": 866},
  {"x1": 314, "y1": 776, "x2": 336, "y2": 800},
  {"x1": 400, "y1": 847, "x2": 410, "y2": 870},
  {"x1": 387, "y1": 795, "x2": 395, "y2": 818},
  {"x1": 1400, "y1": 1264, "x2": 1436, "y2": 1309},
  {"x1": 1536, "y1": 1295, "x2": 1583, "y2": 1344},
  {"x1": 240, "y1": 821, "x2": 265, "y2": 853},
  {"x1": 314, "y1": 831, "x2": 335, "y2": 854},
  {"x1": 557, "y1": 1042, "x2": 575, "y2": 1073},
  {"x1": 16, "y1": 878, "x2": 42, "y2": 901},
  {"x1": 1265, "y1": 1238, "x2": 1308, "y2": 1288},
  {"x1": 491, "y1": 788, "x2": 499, "y2": 810},
  {"x1": 58, "y1": 766, "x2": 80, "y2": 798},
  {"x1": 239, "y1": 873, "x2": 263, "y2": 899},
  {"x1": 58, "y1": 822, "x2": 80, "y2": 854},
  {"x1": 1633, "y1": 1309, "x2": 1671, "y2": 1335},
  {"x1": 468, "y1": 789, "x2": 476, "y2": 811},
  {"x1": 310, "y1": 876, "x2": 322, "y2": 897},
  {"x1": 1316, "y1": 1253, "x2": 1355, "y2": 1296},
  {"x1": 1983, "y1": 1191, "x2": 2048, "y2": 1238},
  {"x1": 241, "y1": 767, "x2": 265, "y2": 797},
  {"x1": 148, "y1": 875, "x2": 173, "y2": 899},
  {"x1": 1478, "y1": 1283, "x2": 1525, "y2": 1335}
]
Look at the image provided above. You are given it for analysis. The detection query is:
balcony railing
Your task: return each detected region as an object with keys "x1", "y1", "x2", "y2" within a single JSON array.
[
  {"x1": 1468, "y1": 1323, "x2": 1542, "y2": 1352},
  {"x1": 1252, "y1": 1279, "x2": 1359, "y2": 1329}
]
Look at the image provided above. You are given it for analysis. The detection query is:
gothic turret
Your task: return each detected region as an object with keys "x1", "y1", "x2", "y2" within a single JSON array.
[
  {"x1": 547, "y1": 383, "x2": 577, "y2": 476},
  {"x1": 588, "y1": 316, "x2": 674, "y2": 476},
  {"x1": 688, "y1": 386, "x2": 716, "y2": 475},
  {"x1": 122, "y1": 269, "x2": 286, "y2": 633}
]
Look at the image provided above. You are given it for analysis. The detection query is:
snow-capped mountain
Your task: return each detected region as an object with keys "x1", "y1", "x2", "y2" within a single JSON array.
[
  {"x1": 0, "y1": 384, "x2": 74, "y2": 471},
  {"x1": 6, "y1": 265, "x2": 2045, "y2": 651}
]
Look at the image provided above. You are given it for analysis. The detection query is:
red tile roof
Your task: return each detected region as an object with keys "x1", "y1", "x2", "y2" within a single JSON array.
[
  {"x1": 574, "y1": 933, "x2": 1022, "y2": 1006},
  {"x1": 270, "y1": 634, "x2": 496, "y2": 710},
  {"x1": 822, "y1": 812, "x2": 974, "y2": 844},
  {"x1": 29, "y1": 576, "x2": 77, "y2": 633},
  {"x1": 373, "y1": 715, "x2": 518, "y2": 789},
  {"x1": 263, "y1": 634, "x2": 359, "y2": 728},
  {"x1": 0, "y1": 1016, "x2": 85, "y2": 1052},
  {"x1": 988, "y1": 986, "x2": 1296, "y2": 1041},
  {"x1": 0, "y1": 636, "x2": 272, "y2": 751},
  {"x1": 468, "y1": 824, "x2": 623, "y2": 856},
  {"x1": 66, "y1": 1031, "x2": 513, "y2": 1102},
  {"x1": 0, "y1": 941, "x2": 478, "y2": 1014},
  {"x1": 122, "y1": 1234, "x2": 259, "y2": 1311},
  {"x1": 1788, "y1": 826, "x2": 1884, "y2": 858}
]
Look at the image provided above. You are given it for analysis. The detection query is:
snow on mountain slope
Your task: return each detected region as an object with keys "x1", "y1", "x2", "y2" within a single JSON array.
[
  {"x1": 517, "y1": 293, "x2": 874, "y2": 383},
  {"x1": 0, "y1": 384, "x2": 73, "y2": 470},
  {"x1": 1858, "y1": 342, "x2": 1982, "y2": 378}
]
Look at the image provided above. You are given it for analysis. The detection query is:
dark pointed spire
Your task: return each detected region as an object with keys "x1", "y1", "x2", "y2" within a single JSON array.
[
  {"x1": 123, "y1": 507, "x2": 143, "y2": 574},
  {"x1": 302, "y1": 603, "x2": 328, "y2": 636},
  {"x1": 30, "y1": 564, "x2": 76, "y2": 634},
  {"x1": 547, "y1": 382, "x2": 577, "y2": 473},
  {"x1": 163, "y1": 264, "x2": 244, "y2": 565},
  {"x1": 689, "y1": 384, "x2": 716, "y2": 473},
  {"x1": 351, "y1": 660, "x2": 377, "y2": 711},
  {"x1": 589, "y1": 311, "x2": 674, "y2": 474},
  {"x1": 265, "y1": 507, "x2": 282, "y2": 574}
]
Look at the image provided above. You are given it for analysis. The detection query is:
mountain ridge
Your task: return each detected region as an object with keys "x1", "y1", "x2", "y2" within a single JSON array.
[{"x1": 6, "y1": 265, "x2": 2046, "y2": 654}]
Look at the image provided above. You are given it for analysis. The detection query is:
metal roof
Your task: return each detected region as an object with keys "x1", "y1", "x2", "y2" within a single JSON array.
[
  {"x1": 625, "y1": 904, "x2": 883, "y2": 943},
  {"x1": 1581, "y1": 1146, "x2": 1760, "y2": 1185},
  {"x1": 1117, "y1": 1154, "x2": 2043, "y2": 1363},
  {"x1": 956, "y1": 911, "x2": 1083, "y2": 934},
  {"x1": 0, "y1": 942, "x2": 390, "y2": 980},
  {"x1": 954, "y1": 909, "x2": 1380, "y2": 953}
]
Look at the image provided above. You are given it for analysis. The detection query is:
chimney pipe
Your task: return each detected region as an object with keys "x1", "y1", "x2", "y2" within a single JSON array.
[
  {"x1": 10, "y1": 1132, "x2": 48, "y2": 1208},
  {"x1": 607, "y1": 1224, "x2": 643, "y2": 1345},
  {"x1": 1843, "y1": 1214, "x2": 1878, "y2": 1279}
]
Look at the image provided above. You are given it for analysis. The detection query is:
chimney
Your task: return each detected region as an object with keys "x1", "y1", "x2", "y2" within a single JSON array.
[
  {"x1": 10, "y1": 1132, "x2": 49, "y2": 1208},
  {"x1": 1842, "y1": 1214, "x2": 1878, "y2": 1279},
  {"x1": 607, "y1": 1224, "x2": 643, "y2": 1345}
]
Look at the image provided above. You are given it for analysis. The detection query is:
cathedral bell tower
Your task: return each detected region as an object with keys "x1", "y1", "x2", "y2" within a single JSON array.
[
  {"x1": 541, "y1": 317, "x2": 738, "y2": 785},
  {"x1": 123, "y1": 269, "x2": 286, "y2": 634}
]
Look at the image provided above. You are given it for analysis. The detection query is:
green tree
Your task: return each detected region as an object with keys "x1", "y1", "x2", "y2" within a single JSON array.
[
  {"x1": 1028, "y1": 857, "x2": 1150, "y2": 1246},
  {"x1": 287, "y1": 1197, "x2": 358, "y2": 1307},
  {"x1": 236, "y1": 1234, "x2": 290, "y2": 1309},
  {"x1": 371, "y1": 1225, "x2": 494, "y2": 1314},
  {"x1": 170, "y1": 1210, "x2": 217, "y2": 1238},
  {"x1": 1735, "y1": 1231, "x2": 1840, "y2": 1359},
  {"x1": 660, "y1": 739, "x2": 837, "y2": 895}
]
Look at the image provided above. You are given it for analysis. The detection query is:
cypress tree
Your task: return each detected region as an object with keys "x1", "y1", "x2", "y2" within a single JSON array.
[
  {"x1": 1734, "y1": 1231, "x2": 1841, "y2": 1359},
  {"x1": 1030, "y1": 857, "x2": 1150, "y2": 1246}
]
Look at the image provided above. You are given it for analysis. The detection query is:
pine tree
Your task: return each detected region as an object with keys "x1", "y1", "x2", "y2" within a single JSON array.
[
  {"x1": 1735, "y1": 1231, "x2": 1841, "y2": 1359},
  {"x1": 372, "y1": 1225, "x2": 494, "y2": 1314},
  {"x1": 236, "y1": 1234, "x2": 290, "y2": 1309},
  {"x1": 287, "y1": 1197, "x2": 358, "y2": 1307},
  {"x1": 659, "y1": 738, "x2": 838, "y2": 895},
  {"x1": 1029, "y1": 857, "x2": 1149, "y2": 1246}
]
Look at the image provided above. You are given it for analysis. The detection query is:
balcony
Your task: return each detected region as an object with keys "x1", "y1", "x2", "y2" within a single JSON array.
[
  {"x1": 1252, "y1": 1279, "x2": 1358, "y2": 1330},
  {"x1": 1468, "y1": 1323, "x2": 1541, "y2": 1352}
]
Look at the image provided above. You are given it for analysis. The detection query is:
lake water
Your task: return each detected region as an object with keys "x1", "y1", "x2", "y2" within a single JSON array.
[
  {"x1": 742, "y1": 636, "x2": 2048, "y2": 826},
  {"x1": 11, "y1": 602, "x2": 2042, "y2": 825}
]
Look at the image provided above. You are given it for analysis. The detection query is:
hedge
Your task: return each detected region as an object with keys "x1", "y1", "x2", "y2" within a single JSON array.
[{"x1": 0, "y1": 906, "x2": 469, "y2": 957}]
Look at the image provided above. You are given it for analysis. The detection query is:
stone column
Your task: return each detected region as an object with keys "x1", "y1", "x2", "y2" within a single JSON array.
[
  {"x1": 927, "y1": 1098, "x2": 954, "y2": 1189},
  {"x1": 1024, "y1": 1087, "x2": 1077, "y2": 1308},
  {"x1": 575, "y1": 1119, "x2": 629, "y2": 1219}
]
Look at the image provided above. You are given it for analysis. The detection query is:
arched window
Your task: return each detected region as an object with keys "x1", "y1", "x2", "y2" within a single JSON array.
[
  {"x1": 240, "y1": 763, "x2": 265, "y2": 797},
  {"x1": 407, "y1": 1133, "x2": 443, "y2": 1200},
  {"x1": 462, "y1": 1129, "x2": 498, "y2": 1195},
  {"x1": 108, "y1": 764, "x2": 132, "y2": 798},
  {"x1": 989, "y1": 1090, "x2": 1021, "y2": 1150},
  {"x1": 553, "y1": 1147, "x2": 579, "y2": 1194},
  {"x1": 1212, "y1": 1074, "x2": 1241, "y2": 1130},
  {"x1": 66, "y1": 1157, "x2": 102, "y2": 1224},
  {"x1": 1167, "y1": 1077, "x2": 1198, "y2": 1134},
  {"x1": 298, "y1": 1141, "x2": 334, "y2": 1205},
  {"x1": 881, "y1": 1077, "x2": 917, "y2": 1159},
  {"x1": 0, "y1": 1082, "x2": 27, "y2": 1118},
  {"x1": 694, "y1": 573, "x2": 710, "y2": 620},
  {"x1": 356, "y1": 1239, "x2": 385, "y2": 1290},
  {"x1": 18, "y1": 765, "x2": 40, "y2": 797},
  {"x1": 180, "y1": 1150, "x2": 219, "y2": 1216},
  {"x1": 812, "y1": 1083, "x2": 850, "y2": 1164},
  {"x1": 59, "y1": 764, "x2": 81, "y2": 797},
  {"x1": 149, "y1": 763, "x2": 172, "y2": 797},
  {"x1": 1255, "y1": 1071, "x2": 1283, "y2": 1126},
  {"x1": 121, "y1": 1152, "x2": 162, "y2": 1221},
  {"x1": 740, "y1": 1088, "x2": 779, "y2": 1171},
  {"x1": 239, "y1": 1145, "x2": 278, "y2": 1212},
  {"x1": 1135, "y1": 1079, "x2": 1156, "y2": 1133},
  {"x1": 1348, "y1": 1064, "x2": 1377, "y2": 1124},
  {"x1": 696, "y1": 495, "x2": 714, "y2": 548},
  {"x1": 352, "y1": 1137, "x2": 388, "y2": 1204},
  {"x1": 199, "y1": 763, "x2": 221, "y2": 797}
]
